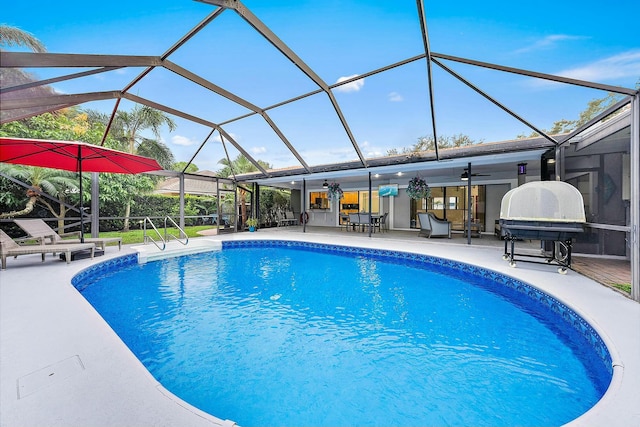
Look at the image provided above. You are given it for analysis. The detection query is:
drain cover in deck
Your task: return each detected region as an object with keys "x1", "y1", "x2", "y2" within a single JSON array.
[{"x1": 17, "y1": 355, "x2": 85, "y2": 398}]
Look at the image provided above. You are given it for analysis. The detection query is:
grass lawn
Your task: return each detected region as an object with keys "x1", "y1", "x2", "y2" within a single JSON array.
[
  {"x1": 612, "y1": 283, "x2": 632, "y2": 294},
  {"x1": 86, "y1": 225, "x2": 216, "y2": 245}
]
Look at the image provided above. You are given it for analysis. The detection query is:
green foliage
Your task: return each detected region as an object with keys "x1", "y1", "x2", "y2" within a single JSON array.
[
  {"x1": 137, "y1": 138, "x2": 175, "y2": 170},
  {"x1": 102, "y1": 105, "x2": 176, "y2": 155},
  {"x1": 517, "y1": 91, "x2": 629, "y2": 138},
  {"x1": 92, "y1": 193, "x2": 218, "y2": 231},
  {"x1": 134, "y1": 194, "x2": 218, "y2": 225},
  {"x1": 259, "y1": 187, "x2": 291, "y2": 225},
  {"x1": 0, "y1": 110, "x2": 108, "y2": 143},
  {"x1": 0, "y1": 165, "x2": 30, "y2": 207},
  {"x1": 217, "y1": 154, "x2": 271, "y2": 177},
  {"x1": 94, "y1": 225, "x2": 216, "y2": 245},
  {"x1": 386, "y1": 133, "x2": 478, "y2": 156},
  {"x1": 612, "y1": 283, "x2": 631, "y2": 294},
  {"x1": 173, "y1": 161, "x2": 199, "y2": 173},
  {"x1": 0, "y1": 108, "x2": 172, "y2": 223}
]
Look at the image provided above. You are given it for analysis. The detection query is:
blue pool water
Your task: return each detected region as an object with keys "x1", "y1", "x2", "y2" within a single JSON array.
[{"x1": 75, "y1": 241, "x2": 612, "y2": 427}]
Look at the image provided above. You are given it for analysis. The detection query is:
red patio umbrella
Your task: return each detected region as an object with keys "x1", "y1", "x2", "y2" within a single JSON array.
[{"x1": 0, "y1": 137, "x2": 164, "y2": 241}]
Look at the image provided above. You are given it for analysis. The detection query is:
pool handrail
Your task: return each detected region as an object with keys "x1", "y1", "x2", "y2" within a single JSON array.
[
  {"x1": 163, "y1": 216, "x2": 189, "y2": 246},
  {"x1": 143, "y1": 217, "x2": 166, "y2": 251}
]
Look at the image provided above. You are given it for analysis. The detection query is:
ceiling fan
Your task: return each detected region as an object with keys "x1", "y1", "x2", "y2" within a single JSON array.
[{"x1": 460, "y1": 168, "x2": 490, "y2": 181}]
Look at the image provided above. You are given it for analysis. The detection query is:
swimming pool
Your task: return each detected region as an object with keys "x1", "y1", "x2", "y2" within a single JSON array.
[{"x1": 73, "y1": 240, "x2": 612, "y2": 427}]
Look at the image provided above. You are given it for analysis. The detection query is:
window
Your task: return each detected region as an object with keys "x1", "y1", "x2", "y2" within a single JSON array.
[
  {"x1": 309, "y1": 191, "x2": 329, "y2": 209},
  {"x1": 412, "y1": 185, "x2": 485, "y2": 229},
  {"x1": 339, "y1": 191, "x2": 379, "y2": 215}
]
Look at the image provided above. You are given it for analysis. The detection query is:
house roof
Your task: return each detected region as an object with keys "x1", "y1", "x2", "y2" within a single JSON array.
[{"x1": 155, "y1": 170, "x2": 230, "y2": 196}]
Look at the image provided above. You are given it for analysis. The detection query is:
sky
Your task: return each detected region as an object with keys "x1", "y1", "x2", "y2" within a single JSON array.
[{"x1": 3, "y1": 0, "x2": 639, "y2": 172}]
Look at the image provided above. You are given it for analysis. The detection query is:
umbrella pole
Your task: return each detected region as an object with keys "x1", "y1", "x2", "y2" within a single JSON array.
[{"x1": 78, "y1": 146, "x2": 84, "y2": 243}]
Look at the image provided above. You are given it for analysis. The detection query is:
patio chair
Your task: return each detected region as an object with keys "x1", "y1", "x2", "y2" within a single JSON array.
[
  {"x1": 375, "y1": 212, "x2": 388, "y2": 232},
  {"x1": 285, "y1": 211, "x2": 298, "y2": 226},
  {"x1": 418, "y1": 213, "x2": 451, "y2": 238},
  {"x1": 359, "y1": 212, "x2": 373, "y2": 232},
  {"x1": 383, "y1": 212, "x2": 390, "y2": 231},
  {"x1": 14, "y1": 219, "x2": 122, "y2": 251},
  {"x1": 339, "y1": 213, "x2": 350, "y2": 231},
  {"x1": 429, "y1": 213, "x2": 452, "y2": 238},
  {"x1": 417, "y1": 213, "x2": 431, "y2": 237},
  {"x1": 0, "y1": 229, "x2": 95, "y2": 269},
  {"x1": 348, "y1": 213, "x2": 361, "y2": 231},
  {"x1": 277, "y1": 211, "x2": 297, "y2": 226}
]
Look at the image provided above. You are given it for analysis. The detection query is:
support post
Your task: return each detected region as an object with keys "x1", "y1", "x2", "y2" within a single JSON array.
[
  {"x1": 179, "y1": 173, "x2": 185, "y2": 230},
  {"x1": 467, "y1": 162, "x2": 472, "y2": 245},
  {"x1": 631, "y1": 93, "x2": 639, "y2": 302},
  {"x1": 215, "y1": 178, "x2": 221, "y2": 234},
  {"x1": 303, "y1": 179, "x2": 307, "y2": 233},
  {"x1": 254, "y1": 183, "x2": 260, "y2": 224},
  {"x1": 91, "y1": 172, "x2": 99, "y2": 238},
  {"x1": 368, "y1": 172, "x2": 372, "y2": 237}
]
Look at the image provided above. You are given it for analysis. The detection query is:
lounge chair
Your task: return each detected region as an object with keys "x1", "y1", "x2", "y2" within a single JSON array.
[
  {"x1": 285, "y1": 211, "x2": 298, "y2": 226},
  {"x1": 277, "y1": 211, "x2": 297, "y2": 227},
  {"x1": 418, "y1": 213, "x2": 451, "y2": 238},
  {"x1": 0, "y1": 229, "x2": 95, "y2": 269},
  {"x1": 14, "y1": 219, "x2": 122, "y2": 251}
]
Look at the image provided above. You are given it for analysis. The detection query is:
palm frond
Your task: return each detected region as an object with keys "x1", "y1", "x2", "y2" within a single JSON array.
[{"x1": 0, "y1": 25, "x2": 46, "y2": 53}]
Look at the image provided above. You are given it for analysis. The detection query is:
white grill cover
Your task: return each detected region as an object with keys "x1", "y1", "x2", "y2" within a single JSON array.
[{"x1": 500, "y1": 181, "x2": 586, "y2": 222}]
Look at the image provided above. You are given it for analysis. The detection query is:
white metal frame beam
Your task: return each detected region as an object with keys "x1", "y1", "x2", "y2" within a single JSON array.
[{"x1": 198, "y1": 0, "x2": 368, "y2": 167}]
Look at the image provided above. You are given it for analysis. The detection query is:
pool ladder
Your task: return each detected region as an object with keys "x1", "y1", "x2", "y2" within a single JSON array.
[{"x1": 143, "y1": 217, "x2": 189, "y2": 250}]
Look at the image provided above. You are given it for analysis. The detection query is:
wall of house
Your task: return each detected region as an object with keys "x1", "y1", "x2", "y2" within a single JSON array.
[
  {"x1": 290, "y1": 189, "x2": 302, "y2": 216},
  {"x1": 486, "y1": 183, "x2": 512, "y2": 234},
  {"x1": 392, "y1": 190, "x2": 412, "y2": 229},
  {"x1": 301, "y1": 181, "x2": 518, "y2": 232}
]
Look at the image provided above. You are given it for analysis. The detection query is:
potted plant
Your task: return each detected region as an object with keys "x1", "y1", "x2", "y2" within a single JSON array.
[
  {"x1": 406, "y1": 176, "x2": 431, "y2": 200},
  {"x1": 246, "y1": 218, "x2": 258, "y2": 232},
  {"x1": 327, "y1": 182, "x2": 344, "y2": 201}
]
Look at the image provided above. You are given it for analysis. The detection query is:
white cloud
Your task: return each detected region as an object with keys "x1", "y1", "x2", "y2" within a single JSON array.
[
  {"x1": 388, "y1": 91, "x2": 403, "y2": 102},
  {"x1": 301, "y1": 146, "x2": 356, "y2": 165},
  {"x1": 514, "y1": 34, "x2": 586, "y2": 54},
  {"x1": 361, "y1": 140, "x2": 386, "y2": 157},
  {"x1": 334, "y1": 74, "x2": 365, "y2": 93},
  {"x1": 251, "y1": 146, "x2": 267, "y2": 154},
  {"x1": 556, "y1": 50, "x2": 640, "y2": 82},
  {"x1": 212, "y1": 132, "x2": 239, "y2": 143},
  {"x1": 171, "y1": 135, "x2": 197, "y2": 146},
  {"x1": 527, "y1": 50, "x2": 640, "y2": 89}
]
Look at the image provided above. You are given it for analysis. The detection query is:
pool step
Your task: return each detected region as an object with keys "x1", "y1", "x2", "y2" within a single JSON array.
[{"x1": 132, "y1": 239, "x2": 222, "y2": 264}]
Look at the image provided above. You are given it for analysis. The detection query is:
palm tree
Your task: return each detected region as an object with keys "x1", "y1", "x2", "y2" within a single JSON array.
[
  {"x1": 0, "y1": 24, "x2": 46, "y2": 52},
  {"x1": 106, "y1": 105, "x2": 176, "y2": 230},
  {"x1": 110, "y1": 105, "x2": 176, "y2": 154},
  {"x1": 0, "y1": 164, "x2": 81, "y2": 230},
  {"x1": 0, "y1": 25, "x2": 54, "y2": 123},
  {"x1": 136, "y1": 137, "x2": 175, "y2": 170}
]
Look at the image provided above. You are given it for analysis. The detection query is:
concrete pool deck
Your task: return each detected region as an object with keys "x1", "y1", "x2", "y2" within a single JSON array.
[{"x1": 1, "y1": 229, "x2": 639, "y2": 427}]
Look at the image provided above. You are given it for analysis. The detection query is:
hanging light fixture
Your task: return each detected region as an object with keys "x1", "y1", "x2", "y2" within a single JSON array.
[{"x1": 322, "y1": 179, "x2": 329, "y2": 187}]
